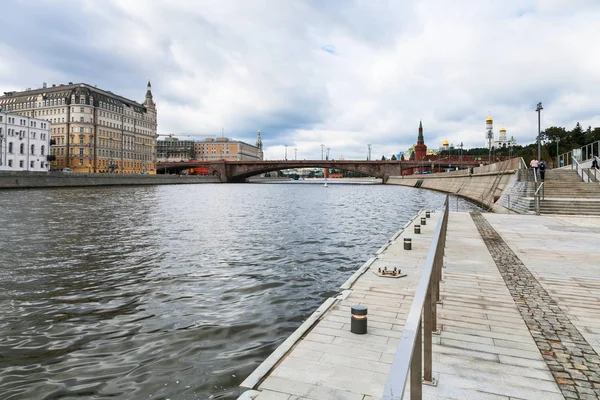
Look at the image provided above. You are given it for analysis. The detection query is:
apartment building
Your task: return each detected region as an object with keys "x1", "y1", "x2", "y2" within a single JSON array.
[{"x1": 0, "y1": 81, "x2": 157, "y2": 174}]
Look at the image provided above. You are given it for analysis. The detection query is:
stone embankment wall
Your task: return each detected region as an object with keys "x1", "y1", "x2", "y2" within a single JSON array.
[
  {"x1": 0, "y1": 172, "x2": 220, "y2": 189},
  {"x1": 387, "y1": 158, "x2": 523, "y2": 211}
]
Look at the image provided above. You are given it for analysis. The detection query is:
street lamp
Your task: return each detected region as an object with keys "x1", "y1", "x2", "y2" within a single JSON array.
[
  {"x1": 326, "y1": 147, "x2": 330, "y2": 160},
  {"x1": 556, "y1": 137, "x2": 560, "y2": 168},
  {"x1": 486, "y1": 129, "x2": 493, "y2": 163},
  {"x1": 460, "y1": 142, "x2": 463, "y2": 170},
  {"x1": 294, "y1": 147, "x2": 297, "y2": 160},
  {"x1": 367, "y1": 144, "x2": 372, "y2": 161},
  {"x1": 536, "y1": 102, "x2": 543, "y2": 160},
  {"x1": 0, "y1": 130, "x2": 4, "y2": 167},
  {"x1": 284, "y1": 144, "x2": 288, "y2": 160},
  {"x1": 320, "y1": 144, "x2": 324, "y2": 160}
]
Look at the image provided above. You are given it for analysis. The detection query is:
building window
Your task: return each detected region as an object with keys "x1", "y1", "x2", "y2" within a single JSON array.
[
  {"x1": 40, "y1": 162, "x2": 45, "y2": 169},
  {"x1": 8, "y1": 142, "x2": 13, "y2": 153},
  {"x1": 80, "y1": 117, "x2": 84, "y2": 122},
  {"x1": 30, "y1": 161, "x2": 34, "y2": 168},
  {"x1": 80, "y1": 107, "x2": 84, "y2": 113},
  {"x1": 79, "y1": 135, "x2": 84, "y2": 144},
  {"x1": 31, "y1": 144, "x2": 35, "y2": 155},
  {"x1": 41, "y1": 145, "x2": 45, "y2": 156},
  {"x1": 19, "y1": 143, "x2": 24, "y2": 154},
  {"x1": 8, "y1": 160, "x2": 12, "y2": 167},
  {"x1": 79, "y1": 148, "x2": 84, "y2": 156},
  {"x1": 19, "y1": 160, "x2": 24, "y2": 168}
]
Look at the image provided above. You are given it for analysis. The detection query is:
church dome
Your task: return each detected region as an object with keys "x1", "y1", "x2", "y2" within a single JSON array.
[
  {"x1": 486, "y1": 115, "x2": 493, "y2": 123},
  {"x1": 442, "y1": 140, "x2": 449, "y2": 147}
]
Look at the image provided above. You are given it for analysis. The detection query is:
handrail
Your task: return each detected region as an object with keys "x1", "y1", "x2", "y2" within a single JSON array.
[
  {"x1": 572, "y1": 156, "x2": 585, "y2": 182},
  {"x1": 382, "y1": 196, "x2": 449, "y2": 400},
  {"x1": 534, "y1": 182, "x2": 544, "y2": 215},
  {"x1": 534, "y1": 181, "x2": 544, "y2": 196}
]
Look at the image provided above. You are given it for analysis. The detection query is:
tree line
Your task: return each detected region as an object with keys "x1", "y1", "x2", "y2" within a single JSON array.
[{"x1": 437, "y1": 122, "x2": 600, "y2": 165}]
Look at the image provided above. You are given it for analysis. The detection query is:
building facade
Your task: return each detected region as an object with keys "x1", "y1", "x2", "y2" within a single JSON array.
[
  {"x1": 157, "y1": 137, "x2": 196, "y2": 161},
  {"x1": 0, "y1": 111, "x2": 50, "y2": 171},
  {"x1": 194, "y1": 136, "x2": 263, "y2": 161},
  {"x1": 485, "y1": 114, "x2": 517, "y2": 149},
  {"x1": 0, "y1": 82, "x2": 157, "y2": 174},
  {"x1": 493, "y1": 126, "x2": 517, "y2": 149}
]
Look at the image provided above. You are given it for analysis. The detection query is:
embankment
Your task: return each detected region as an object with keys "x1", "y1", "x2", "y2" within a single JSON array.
[
  {"x1": 387, "y1": 158, "x2": 522, "y2": 211},
  {"x1": 0, "y1": 171, "x2": 220, "y2": 189}
]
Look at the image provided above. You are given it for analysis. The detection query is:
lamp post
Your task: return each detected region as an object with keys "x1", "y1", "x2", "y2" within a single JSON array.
[
  {"x1": 326, "y1": 147, "x2": 330, "y2": 160},
  {"x1": 486, "y1": 129, "x2": 493, "y2": 163},
  {"x1": 536, "y1": 102, "x2": 543, "y2": 160},
  {"x1": 294, "y1": 147, "x2": 297, "y2": 160},
  {"x1": 0, "y1": 130, "x2": 4, "y2": 167},
  {"x1": 320, "y1": 144, "x2": 324, "y2": 160},
  {"x1": 284, "y1": 144, "x2": 288, "y2": 160},
  {"x1": 367, "y1": 144, "x2": 372, "y2": 161},
  {"x1": 460, "y1": 142, "x2": 463, "y2": 170},
  {"x1": 556, "y1": 138, "x2": 560, "y2": 168}
]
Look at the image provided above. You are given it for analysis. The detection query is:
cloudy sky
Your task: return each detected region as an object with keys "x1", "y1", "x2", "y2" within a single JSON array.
[{"x1": 1, "y1": 0, "x2": 599, "y2": 160}]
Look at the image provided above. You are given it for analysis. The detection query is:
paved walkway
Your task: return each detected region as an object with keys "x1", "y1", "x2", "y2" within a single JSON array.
[{"x1": 238, "y1": 212, "x2": 600, "y2": 400}]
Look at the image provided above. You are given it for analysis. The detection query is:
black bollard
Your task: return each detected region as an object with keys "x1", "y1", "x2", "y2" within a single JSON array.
[
  {"x1": 421, "y1": 217, "x2": 427, "y2": 225},
  {"x1": 426, "y1": 211, "x2": 431, "y2": 218},
  {"x1": 414, "y1": 225, "x2": 421, "y2": 234},
  {"x1": 350, "y1": 305, "x2": 368, "y2": 334},
  {"x1": 404, "y1": 238, "x2": 412, "y2": 250}
]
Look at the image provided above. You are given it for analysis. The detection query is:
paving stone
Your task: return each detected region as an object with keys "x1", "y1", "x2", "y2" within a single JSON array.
[{"x1": 471, "y1": 213, "x2": 600, "y2": 400}]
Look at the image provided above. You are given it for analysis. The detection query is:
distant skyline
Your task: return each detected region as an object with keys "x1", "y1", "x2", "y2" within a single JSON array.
[{"x1": 1, "y1": 0, "x2": 599, "y2": 160}]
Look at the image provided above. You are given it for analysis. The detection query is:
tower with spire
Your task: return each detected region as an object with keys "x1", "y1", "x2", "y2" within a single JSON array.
[
  {"x1": 256, "y1": 130, "x2": 264, "y2": 160},
  {"x1": 142, "y1": 81, "x2": 157, "y2": 172},
  {"x1": 414, "y1": 121, "x2": 427, "y2": 161}
]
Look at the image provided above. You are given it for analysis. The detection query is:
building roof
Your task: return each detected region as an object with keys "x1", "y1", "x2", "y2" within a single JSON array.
[{"x1": 0, "y1": 82, "x2": 147, "y2": 112}]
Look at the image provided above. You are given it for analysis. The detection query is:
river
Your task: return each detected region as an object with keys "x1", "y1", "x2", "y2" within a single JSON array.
[{"x1": 0, "y1": 183, "x2": 479, "y2": 399}]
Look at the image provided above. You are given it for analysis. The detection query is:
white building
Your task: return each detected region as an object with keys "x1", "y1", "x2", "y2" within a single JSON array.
[
  {"x1": 485, "y1": 114, "x2": 517, "y2": 149},
  {"x1": 0, "y1": 111, "x2": 50, "y2": 171},
  {"x1": 493, "y1": 126, "x2": 517, "y2": 149}
]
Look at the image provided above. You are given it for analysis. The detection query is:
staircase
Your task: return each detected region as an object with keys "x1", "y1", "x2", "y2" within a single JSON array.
[{"x1": 538, "y1": 169, "x2": 600, "y2": 215}]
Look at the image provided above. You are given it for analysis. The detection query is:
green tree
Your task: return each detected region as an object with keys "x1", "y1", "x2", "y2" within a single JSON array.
[
  {"x1": 391, "y1": 154, "x2": 397, "y2": 160},
  {"x1": 571, "y1": 122, "x2": 585, "y2": 147}
]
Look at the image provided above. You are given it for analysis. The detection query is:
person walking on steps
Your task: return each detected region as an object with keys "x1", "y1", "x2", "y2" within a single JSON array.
[
  {"x1": 538, "y1": 159, "x2": 547, "y2": 181},
  {"x1": 593, "y1": 158, "x2": 599, "y2": 169},
  {"x1": 530, "y1": 158, "x2": 539, "y2": 180}
]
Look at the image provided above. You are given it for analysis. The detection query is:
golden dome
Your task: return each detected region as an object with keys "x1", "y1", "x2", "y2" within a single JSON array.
[
  {"x1": 500, "y1": 127, "x2": 506, "y2": 132},
  {"x1": 486, "y1": 115, "x2": 493, "y2": 122},
  {"x1": 442, "y1": 140, "x2": 449, "y2": 147}
]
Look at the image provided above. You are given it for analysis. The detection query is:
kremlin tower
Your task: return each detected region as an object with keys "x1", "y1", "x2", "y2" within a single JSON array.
[{"x1": 414, "y1": 121, "x2": 427, "y2": 161}]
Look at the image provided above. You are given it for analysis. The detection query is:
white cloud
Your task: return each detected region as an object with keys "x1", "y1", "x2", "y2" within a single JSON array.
[{"x1": 1, "y1": 0, "x2": 599, "y2": 159}]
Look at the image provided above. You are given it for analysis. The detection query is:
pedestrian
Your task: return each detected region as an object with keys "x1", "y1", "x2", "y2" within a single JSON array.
[
  {"x1": 538, "y1": 159, "x2": 547, "y2": 181},
  {"x1": 530, "y1": 158, "x2": 539, "y2": 180},
  {"x1": 592, "y1": 158, "x2": 599, "y2": 169}
]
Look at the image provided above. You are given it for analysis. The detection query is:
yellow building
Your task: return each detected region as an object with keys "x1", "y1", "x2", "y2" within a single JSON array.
[
  {"x1": 194, "y1": 135, "x2": 263, "y2": 161},
  {"x1": 0, "y1": 82, "x2": 157, "y2": 174}
]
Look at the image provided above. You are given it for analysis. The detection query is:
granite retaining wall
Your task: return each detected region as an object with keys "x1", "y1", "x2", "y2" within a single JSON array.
[
  {"x1": 387, "y1": 158, "x2": 522, "y2": 211},
  {"x1": 0, "y1": 172, "x2": 220, "y2": 189}
]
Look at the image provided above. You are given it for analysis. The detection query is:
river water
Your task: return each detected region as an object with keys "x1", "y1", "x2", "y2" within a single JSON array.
[{"x1": 0, "y1": 183, "x2": 479, "y2": 400}]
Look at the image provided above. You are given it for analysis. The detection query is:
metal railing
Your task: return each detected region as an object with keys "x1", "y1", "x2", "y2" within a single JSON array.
[
  {"x1": 534, "y1": 182, "x2": 544, "y2": 215},
  {"x1": 571, "y1": 156, "x2": 586, "y2": 182},
  {"x1": 382, "y1": 196, "x2": 450, "y2": 400},
  {"x1": 558, "y1": 140, "x2": 600, "y2": 168}
]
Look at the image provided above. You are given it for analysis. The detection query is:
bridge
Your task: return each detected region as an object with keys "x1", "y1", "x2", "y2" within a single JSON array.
[{"x1": 157, "y1": 158, "x2": 485, "y2": 183}]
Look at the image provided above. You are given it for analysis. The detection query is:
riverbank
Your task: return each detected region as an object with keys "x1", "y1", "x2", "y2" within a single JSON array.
[
  {"x1": 387, "y1": 158, "x2": 521, "y2": 211},
  {"x1": 238, "y1": 210, "x2": 600, "y2": 399},
  {"x1": 0, "y1": 171, "x2": 220, "y2": 189}
]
